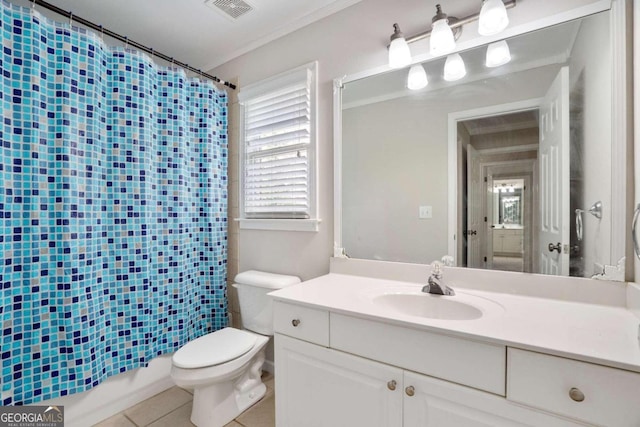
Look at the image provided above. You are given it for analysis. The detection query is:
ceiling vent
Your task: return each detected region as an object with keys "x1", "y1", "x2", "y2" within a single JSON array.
[{"x1": 205, "y1": 0, "x2": 254, "y2": 20}]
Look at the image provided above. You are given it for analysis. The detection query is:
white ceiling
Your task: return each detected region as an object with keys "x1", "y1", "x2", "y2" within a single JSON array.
[
  {"x1": 462, "y1": 111, "x2": 539, "y2": 136},
  {"x1": 25, "y1": 0, "x2": 362, "y2": 71}
]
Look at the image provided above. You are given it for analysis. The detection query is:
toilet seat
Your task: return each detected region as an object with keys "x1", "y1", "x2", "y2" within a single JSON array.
[{"x1": 172, "y1": 328, "x2": 258, "y2": 369}]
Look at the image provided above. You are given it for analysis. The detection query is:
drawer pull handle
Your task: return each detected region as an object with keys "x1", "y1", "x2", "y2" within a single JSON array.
[
  {"x1": 405, "y1": 386, "x2": 415, "y2": 397},
  {"x1": 569, "y1": 387, "x2": 585, "y2": 402},
  {"x1": 387, "y1": 380, "x2": 397, "y2": 391},
  {"x1": 291, "y1": 319, "x2": 301, "y2": 327}
]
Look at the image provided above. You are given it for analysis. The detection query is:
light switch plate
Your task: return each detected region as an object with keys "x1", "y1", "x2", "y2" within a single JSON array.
[{"x1": 419, "y1": 206, "x2": 432, "y2": 219}]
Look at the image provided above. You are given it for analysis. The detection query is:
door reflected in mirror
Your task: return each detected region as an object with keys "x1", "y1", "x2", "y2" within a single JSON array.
[{"x1": 459, "y1": 109, "x2": 536, "y2": 274}]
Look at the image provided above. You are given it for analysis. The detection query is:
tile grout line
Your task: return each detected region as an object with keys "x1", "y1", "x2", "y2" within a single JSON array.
[
  {"x1": 123, "y1": 412, "x2": 139, "y2": 427},
  {"x1": 147, "y1": 401, "x2": 193, "y2": 427}
]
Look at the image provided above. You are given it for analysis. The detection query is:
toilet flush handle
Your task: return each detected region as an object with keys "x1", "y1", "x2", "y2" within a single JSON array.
[{"x1": 291, "y1": 319, "x2": 301, "y2": 327}]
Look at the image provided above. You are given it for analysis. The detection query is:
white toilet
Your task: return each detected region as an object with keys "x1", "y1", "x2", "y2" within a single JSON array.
[{"x1": 170, "y1": 270, "x2": 300, "y2": 427}]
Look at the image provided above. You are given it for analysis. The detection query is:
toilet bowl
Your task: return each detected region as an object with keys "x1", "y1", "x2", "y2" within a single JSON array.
[
  {"x1": 171, "y1": 328, "x2": 269, "y2": 427},
  {"x1": 170, "y1": 270, "x2": 300, "y2": 427}
]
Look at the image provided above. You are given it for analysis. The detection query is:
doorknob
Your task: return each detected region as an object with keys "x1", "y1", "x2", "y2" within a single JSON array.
[{"x1": 548, "y1": 242, "x2": 562, "y2": 253}]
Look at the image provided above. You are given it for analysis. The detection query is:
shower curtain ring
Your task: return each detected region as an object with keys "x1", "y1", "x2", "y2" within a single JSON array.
[{"x1": 69, "y1": 11, "x2": 73, "y2": 26}]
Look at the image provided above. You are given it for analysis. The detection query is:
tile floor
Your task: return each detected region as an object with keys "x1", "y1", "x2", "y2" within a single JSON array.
[{"x1": 94, "y1": 372, "x2": 275, "y2": 427}]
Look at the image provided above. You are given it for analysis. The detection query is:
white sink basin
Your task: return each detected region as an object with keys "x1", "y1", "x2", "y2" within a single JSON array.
[{"x1": 372, "y1": 293, "x2": 483, "y2": 320}]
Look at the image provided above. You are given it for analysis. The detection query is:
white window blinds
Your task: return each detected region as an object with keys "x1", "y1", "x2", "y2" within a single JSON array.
[{"x1": 239, "y1": 64, "x2": 316, "y2": 220}]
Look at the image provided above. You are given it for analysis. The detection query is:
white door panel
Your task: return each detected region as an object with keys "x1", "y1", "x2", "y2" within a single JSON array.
[
  {"x1": 539, "y1": 67, "x2": 570, "y2": 276},
  {"x1": 275, "y1": 334, "x2": 402, "y2": 427}
]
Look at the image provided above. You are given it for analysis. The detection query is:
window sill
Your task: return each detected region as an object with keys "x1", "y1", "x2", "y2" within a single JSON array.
[{"x1": 236, "y1": 218, "x2": 321, "y2": 232}]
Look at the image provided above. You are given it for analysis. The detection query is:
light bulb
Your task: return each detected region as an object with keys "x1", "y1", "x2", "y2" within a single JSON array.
[
  {"x1": 478, "y1": 0, "x2": 509, "y2": 36},
  {"x1": 389, "y1": 38, "x2": 411, "y2": 68},
  {"x1": 485, "y1": 40, "x2": 511, "y2": 67},
  {"x1": 388, "y1": 24, "x2": 412, "y2": 69},
  {"x1": 443, "y1": 53, "x2": 466, "y2": 81},
  {"x1": 407, "y1": 64, "x2": 428, "y2": 90},
  {"x1": 430, "y1": 19, "x2": 456, "y2": 56}
]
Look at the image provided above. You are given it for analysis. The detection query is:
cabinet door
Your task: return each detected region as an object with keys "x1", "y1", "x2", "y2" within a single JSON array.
[
  {"x1": 503, "y1": 233, "x2": 523, "y2": 254},
  {"x1": 403, "y1": 371, "x2": 589, "y2": 427},
  {"x1": 493, "y1": 231, "x2": 503, "y2": 252},
  {"x1": 275, "y1": 334, "x2": 403, "y2": 427}
]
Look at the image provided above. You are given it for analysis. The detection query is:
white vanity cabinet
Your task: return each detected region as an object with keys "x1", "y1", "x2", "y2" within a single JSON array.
[
  {"x1": 493, "y1": 228, "x2": 523, "y2": 255},
  {"x1": 273, "y1": 301, "x2": 592, "y2": 427}
]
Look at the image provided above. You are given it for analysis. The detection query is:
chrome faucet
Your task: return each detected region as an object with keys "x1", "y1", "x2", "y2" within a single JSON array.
[{"x1": 422, "y1": 261, "x2": 455, "y2": 296}]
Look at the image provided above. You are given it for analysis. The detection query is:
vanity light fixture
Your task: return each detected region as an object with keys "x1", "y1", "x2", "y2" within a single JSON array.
[
  {"x1": 430, "y1": 4, "x2": 457, "y2": 56},
  {"x1": 407, "y1": 64, "x2": 428, "y2": 90},
  {"x1": 478, "y1": 0, "x2": 510, "y2": 36},
  {"x1": 485, "y1": 40, "x2": 512, "y2": 67},
  {"x1": 443, "y1": 53, "x2": 467, "y2": 81},
  {"x1": 387, "y1": 1, "x2": 515, "y2": 90},
  {"x1": 388, "y1": 24, "x2": 412, "y2": 69},
  {"x1": 386, "y1": 1, "x2": 514, "y2": 66}
]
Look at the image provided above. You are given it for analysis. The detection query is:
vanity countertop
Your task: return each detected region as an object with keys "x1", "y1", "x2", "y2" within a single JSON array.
[{"x1": 269, "y1": 273, "x2": 640, "y2": 374}]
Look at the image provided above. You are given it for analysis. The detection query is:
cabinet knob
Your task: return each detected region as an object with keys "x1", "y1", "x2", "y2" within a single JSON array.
[
  {"x1": 405, "y1": 386, "x2": 415, "y2": 397},
  {"x1": 387, "y1": 380, "x2": 397, "y2": 391},
  {"x1": 291, "y1": 319, "x2": 301, "y2": 327},
  {"x1": 569, "y1": 387, "x2": 585, "y2": 402}
]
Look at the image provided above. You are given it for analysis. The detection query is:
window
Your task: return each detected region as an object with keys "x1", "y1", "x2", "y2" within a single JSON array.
[{"x1": 237, "y1": 62, "x2": 319, "y2": 231}]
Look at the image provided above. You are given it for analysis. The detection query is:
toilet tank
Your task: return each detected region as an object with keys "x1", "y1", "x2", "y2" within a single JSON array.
[{"x1": 233, "y1": 270, "x2": 301, "y2": 335}]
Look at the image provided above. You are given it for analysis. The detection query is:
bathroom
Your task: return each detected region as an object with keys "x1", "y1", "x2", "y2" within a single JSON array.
[{"x1": 1, "y1": 0, "x2": 640, "y2": 426}]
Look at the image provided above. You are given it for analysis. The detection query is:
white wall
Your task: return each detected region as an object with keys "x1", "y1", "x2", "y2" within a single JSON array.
[
  {"x1": 568, "y1": 12, "x2": 612, "y2": 275},
  {"x1": 635, "y1": 0, "x2": 640, "y2": 285},
  {"x1": 212, "y1": 0, "x2": 609, "y2": 282},
  {"x1": 341, "y1": 68, "x2": 555, "y2": 264}
]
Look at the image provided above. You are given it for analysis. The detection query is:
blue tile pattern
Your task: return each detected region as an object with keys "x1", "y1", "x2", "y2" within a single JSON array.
[{"x1": 0, "y1": 1, "x2": 228, "y2": 405}]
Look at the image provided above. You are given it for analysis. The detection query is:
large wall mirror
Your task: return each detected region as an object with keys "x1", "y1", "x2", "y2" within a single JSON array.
[{"x1": 336, "y1": 7, "x2": 628, "y2": 281}]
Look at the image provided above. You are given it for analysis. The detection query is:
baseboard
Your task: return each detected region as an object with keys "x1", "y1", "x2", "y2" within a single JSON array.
[
  {"x1": 39, "y1": 354, "x2": 175, "y2": 427},
  {"x1": 263, "y1": 359, "x2": 275, "y2": 374},
  {"x1": 69, "y1": 377, "x2": 175, "y2": 427}
]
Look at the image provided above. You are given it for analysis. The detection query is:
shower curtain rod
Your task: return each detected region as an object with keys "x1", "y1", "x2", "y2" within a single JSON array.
[{"x1": 31, "y1": 0, "x2": 237, "y2": 90}]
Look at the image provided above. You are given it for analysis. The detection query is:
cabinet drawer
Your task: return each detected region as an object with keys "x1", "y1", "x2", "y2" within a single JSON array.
[
  {"x1": 507, "y1": 348, "x2": 640, "y2": 426},
  {"x1": 273, "y1": 301, "x2": 329, "y2": 346},
  {"x1": 330, "y1": 313, "x2": 506, "y2": 395}
]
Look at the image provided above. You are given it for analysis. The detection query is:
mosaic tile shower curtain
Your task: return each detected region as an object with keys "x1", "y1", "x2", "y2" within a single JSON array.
[{"x1": 0, "y1": 1, "x2": 228, "y2": 405}]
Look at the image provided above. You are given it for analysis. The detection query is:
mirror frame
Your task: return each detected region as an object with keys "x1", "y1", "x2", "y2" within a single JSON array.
[{"x1": 333, "y1": 0, "x2": 632, "y2": 281}]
